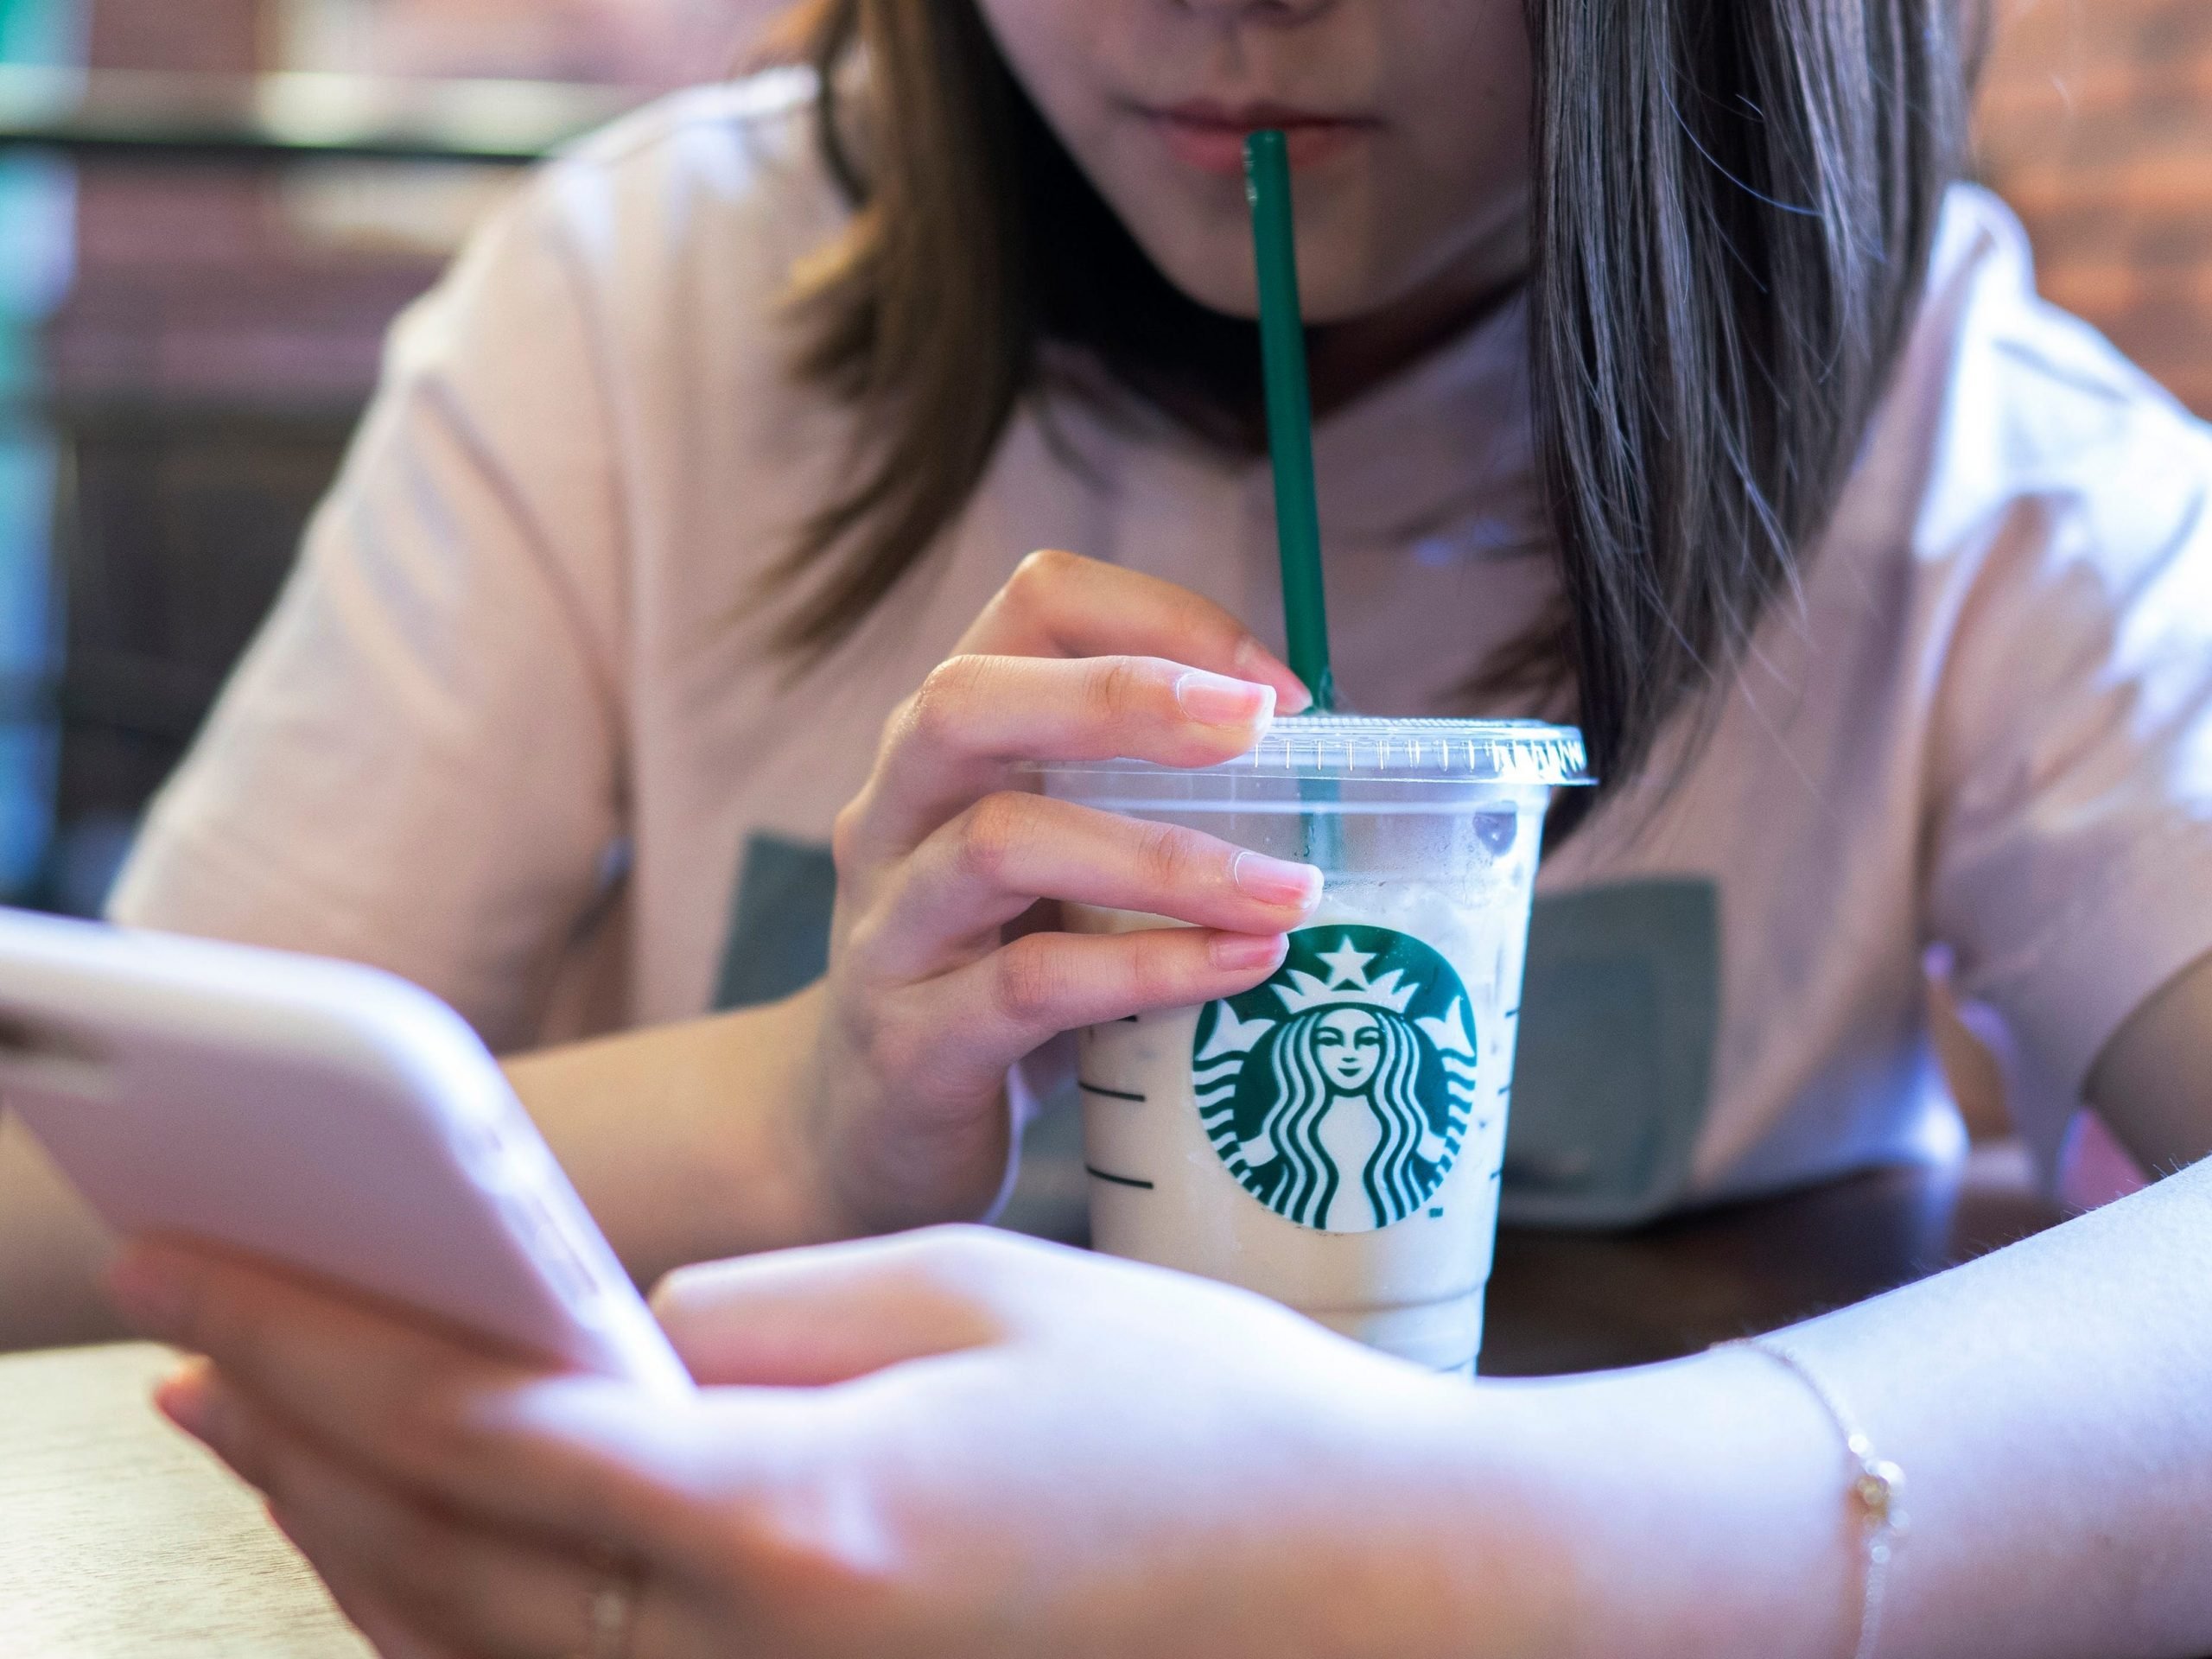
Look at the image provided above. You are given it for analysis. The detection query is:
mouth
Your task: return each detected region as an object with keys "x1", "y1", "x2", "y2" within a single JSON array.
[{"x1": 1137, "y1": 99, "x2": 1380, "y2": 176}]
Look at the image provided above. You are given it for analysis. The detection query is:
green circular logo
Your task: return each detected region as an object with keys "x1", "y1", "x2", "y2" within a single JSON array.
[{"x1": 1192, "y1": 926, "x2": 1478, "y2": 1233}]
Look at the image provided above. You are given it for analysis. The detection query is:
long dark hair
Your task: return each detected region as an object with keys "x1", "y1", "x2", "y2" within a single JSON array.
[{"x1": 764, "y1": 0, "x2": 1963, "y2": 797}]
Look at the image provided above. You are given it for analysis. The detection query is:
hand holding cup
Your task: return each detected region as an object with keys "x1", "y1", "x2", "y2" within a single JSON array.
[{"x1": 798, "y1": 550, "x2": 1323, "y2": 1236}]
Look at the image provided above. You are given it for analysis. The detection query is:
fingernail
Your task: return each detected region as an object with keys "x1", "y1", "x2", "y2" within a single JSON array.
[
  {"x1": 105, "y1": 1251, "x2": 191, "y2": 1340},
  {"x1": 1230, "y1": 851, "x2": 1323, "y2": 910},
  {"x1": 1233, "y1": 639, "x2": 1313, "y2": 715},
  {"x1": 1211, "y1": 932, "x2": 1288, "y2": 972},
  {"x1": 1175, "y1": 671, "x2": 1275, "y2": 729}
]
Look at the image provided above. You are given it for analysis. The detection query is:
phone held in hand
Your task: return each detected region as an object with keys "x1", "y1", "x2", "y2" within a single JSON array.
[{"x1": 0, "y1": 908, "x2": 693, "y2": 1396}]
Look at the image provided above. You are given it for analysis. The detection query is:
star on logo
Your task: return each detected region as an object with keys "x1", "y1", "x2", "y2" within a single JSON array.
[
  {"x1": 1274, "y1": 934, "x2": 1421, "y2": 1015},
  {"x1": 1315, "y1": 936, "x2": 1376, "y2": 988}
]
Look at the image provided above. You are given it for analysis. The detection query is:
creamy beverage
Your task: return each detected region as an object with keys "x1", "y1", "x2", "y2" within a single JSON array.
[{"x1": 1040, "y1": 717, "x2": 1586, "y2": 1375}]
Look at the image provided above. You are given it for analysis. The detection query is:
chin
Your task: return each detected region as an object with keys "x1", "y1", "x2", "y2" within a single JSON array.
[
  {"x1": 1096, "y1": 154, "x2": 1403, "y2": 325},
  {"x1": 1120, "y1": 219, "x2": 1255, "y2": 320},
  {"x1": 1133, "y1": 224, "x2": 1393, "y2": 327}
]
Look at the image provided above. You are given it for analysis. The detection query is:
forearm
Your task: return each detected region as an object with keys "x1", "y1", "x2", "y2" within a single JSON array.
[
  {"x1": 1785, "y1": 1155, "x2": 2212, "y2": 1658},
  {"x1": 504, "y1": 983, "x2": 864, "y2": 1287},
  {"x1": 1460, "y1": 1158, "x2": 2212, "y2": 1659},
  {"x1": 1433, "y1": 1351, "x2": 1851, "y2": 1659}
]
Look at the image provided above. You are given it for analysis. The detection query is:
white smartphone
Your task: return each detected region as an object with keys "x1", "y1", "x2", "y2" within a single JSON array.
[{"x1": 0, "y1": 907, "x2": 692, "y2": 1395}]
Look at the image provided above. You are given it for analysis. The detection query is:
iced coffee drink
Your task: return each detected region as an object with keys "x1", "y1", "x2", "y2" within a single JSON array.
[{"x1": 1039, "y1": 717, "x2": 1587, "y2": 1374}]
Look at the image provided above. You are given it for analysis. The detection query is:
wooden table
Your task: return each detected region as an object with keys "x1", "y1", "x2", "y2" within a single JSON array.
[
  {"x1": 0, "y1": 1148, "x2": 2063, "y2": 1657},
  {"x1": 0, "y1": 1342, "x2": 366, "y2": 1658}
]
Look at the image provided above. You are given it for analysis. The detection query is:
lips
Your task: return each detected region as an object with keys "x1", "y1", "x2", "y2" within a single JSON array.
[{"x1": 1142, "y1": 99, "x2": 1379, "y2": 175}]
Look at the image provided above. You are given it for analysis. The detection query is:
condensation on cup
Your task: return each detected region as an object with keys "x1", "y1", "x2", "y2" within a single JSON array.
[{"x1": 1037, "y1": 717, "x2": 1591, "y2": 1376}]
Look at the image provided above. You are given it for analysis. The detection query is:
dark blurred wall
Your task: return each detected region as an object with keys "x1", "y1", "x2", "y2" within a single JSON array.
[
  {"x1": 38, "y1": 0, "x2": 767, "y2": 911},
  {"x1": 41, "y1": 0, "x2": 441, "y2": 910}
]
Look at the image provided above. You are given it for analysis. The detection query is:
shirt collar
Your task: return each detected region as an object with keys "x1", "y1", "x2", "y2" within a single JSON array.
[
  {"x1": 1039, "y1": 289, "x2": 1546, "y2": 562},
  {"x1": 1301, "y1": 289, "x2": 1544, "y2": 556}
]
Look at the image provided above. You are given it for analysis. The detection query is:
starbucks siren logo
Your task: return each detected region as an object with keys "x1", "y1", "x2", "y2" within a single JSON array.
[{"x1": 1192, "y1": 926, "x2": 1478, "y2": 1233}]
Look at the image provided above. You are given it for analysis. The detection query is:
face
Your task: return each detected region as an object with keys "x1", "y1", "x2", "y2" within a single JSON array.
[
  {"x1": 1313, "y1": 1007, "x2": 1384, "y2": 1091},
  {"x1": 976, "y1": 0, "x2": 1532, "y2": 323}
]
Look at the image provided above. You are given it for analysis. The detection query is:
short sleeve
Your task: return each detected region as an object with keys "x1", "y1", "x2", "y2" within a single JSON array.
[
  {"x1": 107, "y1": 173, "x2": 631, "y2": 1051},
  {"x1": 1924, "y1": 335, "x2": 2212, "y2": 1154}
]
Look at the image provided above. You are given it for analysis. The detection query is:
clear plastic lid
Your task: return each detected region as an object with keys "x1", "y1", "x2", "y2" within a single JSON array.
[{"x1": 1037, "y1": 715, "x2": 1590, "y2": 787}]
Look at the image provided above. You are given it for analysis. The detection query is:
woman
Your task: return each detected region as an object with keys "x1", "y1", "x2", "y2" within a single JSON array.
[{"x1": 37, "y1": 0, "x2": 2212, "y2": 1649}]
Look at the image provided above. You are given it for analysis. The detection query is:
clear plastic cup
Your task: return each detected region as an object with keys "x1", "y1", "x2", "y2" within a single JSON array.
[{"x1": 1036, "y1": 716, "x2": 1590, "y2": 1375}]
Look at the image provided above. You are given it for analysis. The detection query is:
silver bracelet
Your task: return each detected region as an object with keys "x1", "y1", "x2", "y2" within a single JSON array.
[{"x1": 1726, "y1": 1338, "x2": 1908, "y2": 1659}]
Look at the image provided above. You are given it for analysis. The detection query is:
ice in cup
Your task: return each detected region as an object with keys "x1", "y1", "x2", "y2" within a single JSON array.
[{"x1": 1037, "y1": 716, "x2": 1589, "y2": 1375}]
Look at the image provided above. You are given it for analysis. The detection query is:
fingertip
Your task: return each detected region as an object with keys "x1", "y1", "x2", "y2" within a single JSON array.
[
  {"x1": 1173, "y1": 669, "x2": 1275, "y2": 733},
  {"x1": 155, "y1": 1356, "x2": 217, "y2": 1438},
  {"x1": 1232, "y1": 637, "x2": 1313, "y2": 714},
  {"x1": 645, "y1": 1258, "x2": 727, "y2": 1330},
  {"x1": 647, "y1": 1239, "x2": 1006, "y2": 1387},
  {"x1": 1209, "y1": 931, "x2": 1290, "y2": 975},
  {"x1": 1230, "y1": 851, "x2": 1324, "y2": 912}
]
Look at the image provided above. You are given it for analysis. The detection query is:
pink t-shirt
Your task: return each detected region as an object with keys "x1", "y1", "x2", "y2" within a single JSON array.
[{"x1": 109, "y1": 73, "x2": 2212, "y2": 1224}]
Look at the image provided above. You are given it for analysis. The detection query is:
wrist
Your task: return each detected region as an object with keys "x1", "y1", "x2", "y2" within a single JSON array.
[
  {"x1": 772, "y1": 982, "x2": 893, "y2": 1243},
  {"x1": 671, "y1": 990, "x2": 861, "y2": 1254},
  {"x1": 790, "y1": 984, "x2": 1015, "y2": 1240},
  {"x1": 1361, "y1": 1373, "x2": 1580, "y2": 1659}
]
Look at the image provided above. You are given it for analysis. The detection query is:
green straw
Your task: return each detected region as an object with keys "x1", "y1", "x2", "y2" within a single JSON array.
[{"x1": 1244, "y1": 129, "x2": 1335, "y2": 714}]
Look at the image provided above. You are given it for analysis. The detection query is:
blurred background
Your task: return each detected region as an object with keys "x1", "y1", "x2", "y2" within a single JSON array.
[
  {"x1": 0, "y1": 0, "x2": 2202, "y2": 922},
  {"x1": 0, "y1": 0, "x2": 784, "y2": 919}
]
